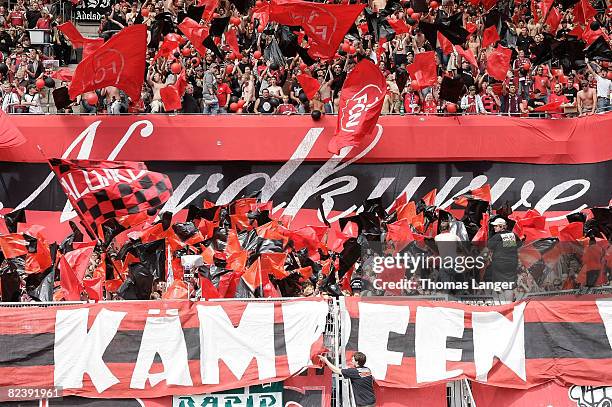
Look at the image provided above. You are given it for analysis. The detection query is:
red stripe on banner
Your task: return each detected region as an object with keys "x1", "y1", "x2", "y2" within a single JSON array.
[
  {"x1": 1, "y1": 115, "x2": 610, "y2": 164},
  {"x1": 374, "y1": 383, "x2": 447, "y2": 406}
]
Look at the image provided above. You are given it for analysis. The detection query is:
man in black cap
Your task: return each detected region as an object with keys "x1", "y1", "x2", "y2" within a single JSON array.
[{"x1": 320, "y1": 352, "x2": 376, "y2": 407}]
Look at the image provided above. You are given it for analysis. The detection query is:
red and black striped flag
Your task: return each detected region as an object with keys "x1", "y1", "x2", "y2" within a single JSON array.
[{"x1": 49, "y1": 159, "x2": 173, "y2": 233}]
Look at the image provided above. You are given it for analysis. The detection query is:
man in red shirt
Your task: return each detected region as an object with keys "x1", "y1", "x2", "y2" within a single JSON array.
[
  {"x1": 547, "y1": 83, "x2": 570, "y2": 118},
  {"x1": 215, "y1": 76, "x2": 232, "y2": 113},
  {"x1": 532, "y1": 65, "x2": 552, "y2": 101},
  {"x1": 8, "y1": 6, "x2": 25, "y2": 27},
  {"x1": 276, "y1": 95, "x2": 297, "y2": 115}
]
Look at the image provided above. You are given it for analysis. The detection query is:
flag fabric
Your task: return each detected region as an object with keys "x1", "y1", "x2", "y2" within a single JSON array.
[
  {"x1": 224, "y1": 28, "x2": 240, "y2": 54},
  {"x1": 154, "y1": 40, "x2": 180, "y2": 60},
  {"x1": 160, "y1": 70, "x2": 188, "y2": 111},
  {"x1": 49, "y1": 159, "x2": 173, "y2": 233},
  {"x1": 199, "y1": 0, "x2": 219, "y2": 21},
  {"x1": 486, "y1": 44, "x2": 512, "y2": 81},
  {"x1": 178, "y1": 18, "x2": 209, "y2": 57},
  {"x1": 407, "y1": 51, "x2": 437, "y2": 89},
  {"x1": 328, "y1": 59, "x2": 386, "y2": 154},
  {"x1": 482, "y1": 25, "x2": 500, "y2": 48},
  {"x1": 534, "y1": 100, "x2": 564, "y2": 112},
  {"x1": 297, "y1": 73, "x2": 320, "y2": 100},
  {"x1": 454, "y1": 45, "x2": 478, "y2": 67},
  {"x1": 546, "y1": 7, "x2": 562, "y2": 33},
  {"x1": 387, "y1": 17, "x2": 410, "y2": 35},
  {"x1": 269, "y1": 0, "x2": 365, "y2": 60},
  {"x1": 437, "y1": 32, "x2": 453, "y2": 55},
  {"x1": 58, "y1": 21, "x2": 104, "y2": 51},
  {"x1": 0, "y1": 110, "x2": 26, "y2": 149},
  {"x1": 59, "y1": 254, "x2": 82, "y2": 301},
  {"x1": 454, "y1": 184, "x2": 492, "y2": 206},
  {"x1": 573, "y1": 0, "x2": 597, "y2": 25},
  {"x1": 68, "y1": 25, "x2": 147, "y2": 101}
]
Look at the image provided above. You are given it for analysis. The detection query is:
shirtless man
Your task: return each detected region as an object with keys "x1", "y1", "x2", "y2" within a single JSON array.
[
  {"x1": 576, "y1": 80, "x2": 597, "y2": 116},
  {"x1": 101, "y1": 86, "x2": 121, "y2": 111},
  {"x1": 266, "y1": 76, "x2": 284, "y2": 99},
  {"x1": 146, "y1": 66, "x2": 165, "y2": 112},
  {"x1": 317, "y1": 70, "x2": 334, "y2": 113}
]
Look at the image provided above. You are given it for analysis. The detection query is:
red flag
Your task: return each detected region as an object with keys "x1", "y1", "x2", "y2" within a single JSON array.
[
  {"x1": 51, "y1": 67, "x2": 74, "y2": 82},
  {"x1": 454, "y1": 45, "x2": 478, "y2": 67},
  {"x1": 573, "y1": 0, "x2": 597, "y2": 25},
  {"x1": 259, "y1": 252, "x2": 288, "y2": 280},
  {"x1": 69, "y1": 25, "x2": 147, "y2": 101},
  {"x1": 437, "y1": 32, "x2": 453, "y2": 55},
  {"x1": 224, "y1": 28, "x2": 240, "y2": 54},
  {"x1": 454, "y1": 184, "x2": 492, "y2": 206},
  {"x1": 387, "y1": 17, "x2": 410, "y2": 35},
  {"x1": 386, "y1": 219, "x2": 414, "y2": 254},
  {"x1": 163, "y1": 280, "x2": 190, "y2": 299},
  {"x1": 178, "y1": 18, "x2": 209, "y2": 57},
  {"x1": 199, "y1": 0, "x2": 219, "y2": 21},
  {"x1": 546, "y1": 7, "x2": 562, "y2": 33},
  {"x1": 297, "y1": 73, "x2": 321, "y2": 100},
  {"x1": 252, "y1": 3, "x2": 270, "y2": 32},
  {"x1": 0, "y1": 234, "x2": 28, "y2": 258},
  {"x1": 397, "y1": 201, "x2": 417, "y2": 222},
  {"x1": 534, "y1": 100, "x2": 563, "y2": 112},
  {"x1": 482, "y1": 25, "x2": 500, "y2": 48},
  {"x1": 486, "y1": 44, "x2": 512, "y2": 81},
  {"x1": 155, "y1": 40, "x2": 180, "y2": 60},
  {"x1": 160, "y1": 70, "x2": 188, "y2": 111},
  {"x1": 465, "y1": 22, "x2": 478, "y2": 34},
  {"x1": 83, "y1": 277, "x2": 103, "y2": 301},
  {"x1": 59, "y1": 21, "x2": 104, "y2": 52},
  {"x1": 407, "y1": 51, "x2": 437, "y2": 89},
  {"x1": 269, "y1": 0, "x2": 365, "y2": 60},
  {"x1": 540, "y1": 0, "x2": 554, "y2": 22},
  {"x1": 559, "y1": 222, "x2": 584, "y2": 241},
  {"x1": 481, "y1": 0, "x2": 497, "y2": 10},
  {"x1": 472, "y1": 213, "x2": 490, "y2": 246},
  {"x1": 59, "y1": 254, "x2": 82, "y2": 301},
  {"x1": 328, "y1": 59, "x2": 386, "y2": 154},
  {"x1": 568, "y1": 24, "x2": 584, "y2": 38},
  {"x1": 422, "y1": 189, "x2": 437, "y2": 206},
  {"x1": 200, "y1": 276, "x2": 222, "y2": 299},
  {"x1": 389, "y1": 192, "x2": 407, "y2": 213}
]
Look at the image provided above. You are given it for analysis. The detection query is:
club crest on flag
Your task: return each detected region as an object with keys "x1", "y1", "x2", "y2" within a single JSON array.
[
  {"x1": 339, "y1": 84, "x2": 385, "y2": 133},
  {"x1": 93, "y1": 49, "x2": 126, "y2": 87},
  {"x1": 289, "y1": 6, "x2": 337, "y2": 43}
]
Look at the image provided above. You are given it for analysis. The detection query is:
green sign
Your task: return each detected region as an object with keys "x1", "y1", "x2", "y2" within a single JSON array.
[{"x1": 174, "y1": 382, "x2": 283, "y2": 407}]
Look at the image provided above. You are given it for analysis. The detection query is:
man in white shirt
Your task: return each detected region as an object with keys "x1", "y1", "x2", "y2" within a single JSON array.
[
  {"x1": 460, "y1": 85, "x2": 486, "y2": 114},
  {"x1": 434, "y1": 220, "x2": 462, "y2": 282},
  {"x1": 586, "y1": 59, "x2": 612, "y2": 113}
]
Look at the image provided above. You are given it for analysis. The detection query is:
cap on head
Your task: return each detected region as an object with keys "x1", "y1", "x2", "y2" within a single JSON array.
[{"x1": 491, "y1": 218, "x2": 507, "y2": 226}]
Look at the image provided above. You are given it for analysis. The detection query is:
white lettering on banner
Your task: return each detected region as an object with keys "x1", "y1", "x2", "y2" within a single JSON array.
[
  {"x1": 197, "y1": 303, "x2": 276, "y2": 384},
  {"x1": 54, "y1": 308, "x2": 126, "y2": 392},
  {"x1": 596, "y1": 300, "x2": 612, "y2": 349},
  {"x1": 415, "y1": 306, "x2": 464, "y2": 383},
  {"x1": 472, "y1": 303, "x2": 527, "y2": 382},
  {"x1": 7, "y1": 120, "x2": 593, "y2": 223},
  {"x1": 282, "y1": 301, "x2": 329, "y2": 374},
  {"x1": 130, "y1": 309, "x2": 193, "y2": 389},
  {"x1": 357, "y1": 303, "x2": 410, "y2": 380}
]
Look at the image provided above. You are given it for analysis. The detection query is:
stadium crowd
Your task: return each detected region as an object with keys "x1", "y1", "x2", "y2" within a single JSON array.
[{"x1": 0, "y1": 0, "x2": 609, "y2": 115}]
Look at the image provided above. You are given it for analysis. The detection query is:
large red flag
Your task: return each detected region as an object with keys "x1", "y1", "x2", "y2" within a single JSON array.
[
  {"x1": 69, "y1": 25, "x2": 147, "y2": 101},
  {"x1": 199, "y1": 0, "x2": 219, "y2": 21},
  {"x1": 407, "y1": 51, "x2": 437, "y2": 89},
  {"x1": 482, "y1": 25, "x2": 500, "y2": 48},
  {"x1": 297, "y1": 73, "x2": 320, "y2": 100},
  {"x1": 486, "y1": 44, "x2": 512, "y2": 81},
  {"x1": 328, "y1": 59, "x2": 386, "y2": 154},
  {"x1": 178, "y1": 18, "x2": 209, "y2": 57},
  {"x1": 269, "y1": 0, "x2": 365, "y2": 60},
  {"x1": 546, "y1": 7, "x2": 562, "y2": 33}
]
